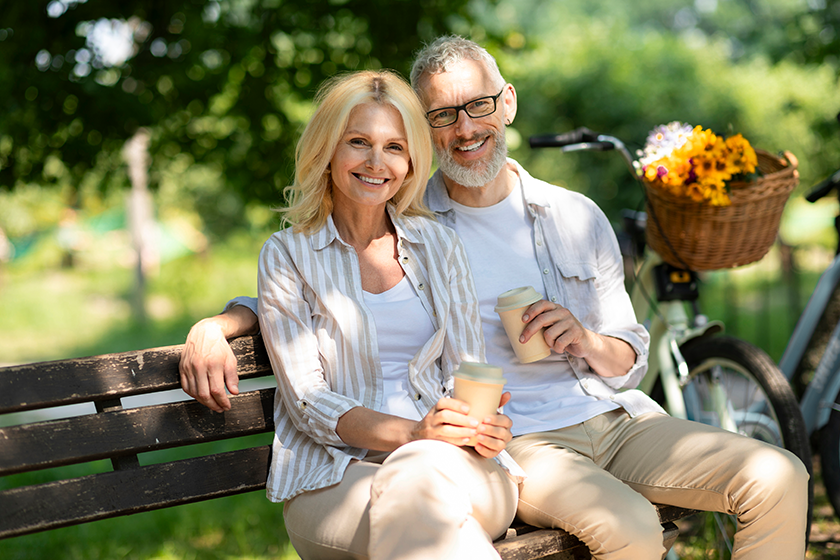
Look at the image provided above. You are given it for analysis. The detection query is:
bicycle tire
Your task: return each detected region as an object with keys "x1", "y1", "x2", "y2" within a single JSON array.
[
  {"x1": 652, "y1": 336, "x2": 813, "y2": 559},
  {"x1": 820, "y1": 391, "x2": 840, "y2": 521}
]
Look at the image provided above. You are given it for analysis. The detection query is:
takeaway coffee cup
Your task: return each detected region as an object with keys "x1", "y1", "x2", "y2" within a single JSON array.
[
  {"x1": 495, "y1": 286, "x2": 552, "y2": 363},
  {"x1": 452, "y1": 362, "x2": 507, "y2": 446}
]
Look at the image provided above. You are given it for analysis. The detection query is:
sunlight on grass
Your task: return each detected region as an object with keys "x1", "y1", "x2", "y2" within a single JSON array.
[
  {"x1": 0, "y1": 229, "x2": 269, "y2": 366},
  {"x1": 0, "y1": 491, "x2": 299, "y2": 560}
]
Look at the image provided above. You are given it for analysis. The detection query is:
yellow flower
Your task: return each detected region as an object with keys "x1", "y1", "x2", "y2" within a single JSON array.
[{"x1": 638, "y1": 122, "x2": 758, "y2": 207}]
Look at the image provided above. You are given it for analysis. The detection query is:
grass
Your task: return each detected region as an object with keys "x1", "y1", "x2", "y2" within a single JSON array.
[
  {"x1": 0, "y1": 229, "x2": 267, "y2": 365},
  {"x1": 807, "y1": 455, "x2": 840, "y2": 559},
  {"x1": 0, "y1": 490, "x2": 298, "y2": 560}
]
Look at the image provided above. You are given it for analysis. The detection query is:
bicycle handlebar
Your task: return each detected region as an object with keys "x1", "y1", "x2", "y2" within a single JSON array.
[
  {"x1": 805, "y1": 168, "x2": 840, "y2": 203},
  {"x1": 805, "y1": 110, "x2": 840, "y2": 203},
  {"x1": 529, "y1": 128, "x2": 639, "y2": 180},
  {"x1": 529, "y1": 127, "x2": 613, "y2": 150}
]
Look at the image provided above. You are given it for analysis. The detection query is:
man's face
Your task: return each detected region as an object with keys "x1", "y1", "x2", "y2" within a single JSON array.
[{"x1": 419, "y1": 59, "x2": 511, "y2": 188}]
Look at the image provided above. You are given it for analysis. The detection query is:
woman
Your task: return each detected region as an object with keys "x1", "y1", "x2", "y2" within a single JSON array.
[{"x1": 257, "y1": 70, "x2": 521, "y2": 560}]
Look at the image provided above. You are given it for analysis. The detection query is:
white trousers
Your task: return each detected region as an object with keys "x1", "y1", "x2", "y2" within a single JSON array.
[{"x1": 283, "y1": 440, "x2": 519, "y2": 560}]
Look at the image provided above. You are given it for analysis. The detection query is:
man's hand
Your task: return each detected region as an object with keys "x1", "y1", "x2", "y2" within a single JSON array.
[
  {"x1": 180, "y1": 318, "x2": 240, "y2": 412},
  {"x1": 520, "y1": 300, "x2": 594, "y2": 358},
  {"x1": 519, "y1": 300, "x2": 637, "y2": 378},
  {"x1": 179, "y1": 306, "x2": 259, "y2": 412}
]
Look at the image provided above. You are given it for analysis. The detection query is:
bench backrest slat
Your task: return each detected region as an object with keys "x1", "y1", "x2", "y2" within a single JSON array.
[
  {"x1": 0, "y1": 337, "x2": 272, "y2": 414},
  {"x1": 0, "y1": 445, "x2": 271, "y2": 539},
  {"x1": 0, "y1": 388, "x2": 275, "y2": 476}
]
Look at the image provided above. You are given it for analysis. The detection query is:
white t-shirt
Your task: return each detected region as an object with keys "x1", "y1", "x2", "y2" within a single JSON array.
[
  {"x1": 449, "y1": 185, "x2": 618, "y2": 435},
  {"x1": 364, "y1": 276, "x2": 435, "y2": 422}
]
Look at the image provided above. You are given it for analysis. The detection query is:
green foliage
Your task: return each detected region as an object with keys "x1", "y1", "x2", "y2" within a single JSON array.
[
  {"x1": 0, "y1": 0, "x2": 494, "y2": 237},
  {"x1": 487, "y1": 0, "x2": 840, "y2": 221},
  {"x1": 1, "y1": 0, "x2": 839, "y2": 240}
]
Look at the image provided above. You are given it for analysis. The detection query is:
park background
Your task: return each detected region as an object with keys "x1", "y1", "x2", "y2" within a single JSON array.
[{"x1": 1, "y1": 0, "x2": 839, "y2": 558}]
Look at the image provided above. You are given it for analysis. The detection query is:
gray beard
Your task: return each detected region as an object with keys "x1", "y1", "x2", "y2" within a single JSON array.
[{"x1": 435, "y1": 130, "x2": 508, "y2": 188}]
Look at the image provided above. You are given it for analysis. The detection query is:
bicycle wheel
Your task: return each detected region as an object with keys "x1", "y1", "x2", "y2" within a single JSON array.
[
  {"x1": 820, "y1": 391, "x2": 840, "y2": 521},
  {"x1": 653, "y1": 336, "x2": 813, "y2": 559}
]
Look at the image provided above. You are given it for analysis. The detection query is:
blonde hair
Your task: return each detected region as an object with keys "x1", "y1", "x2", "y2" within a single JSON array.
[{"x1": 282, "y1": 70, "x2": 433, "y2": 233}]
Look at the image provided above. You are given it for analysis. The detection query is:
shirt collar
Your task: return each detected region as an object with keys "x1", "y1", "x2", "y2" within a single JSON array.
[
  {"x1": 425, "y1": 169, "x2": 453, "y2": 214},
  {"x1": 311, "y1": 204, "x2": 423, "y2": 251},
  {"x1": 510, "y1": 159, "x2": 551, "y2": 209}
]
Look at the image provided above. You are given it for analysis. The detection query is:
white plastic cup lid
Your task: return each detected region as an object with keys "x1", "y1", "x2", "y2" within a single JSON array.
[
  {"x1": 453, "y1": 362, "x2": 507, "y2": 384},
  {"x1": 494, "y1": 286, "x2": 544, "y2": 313}
]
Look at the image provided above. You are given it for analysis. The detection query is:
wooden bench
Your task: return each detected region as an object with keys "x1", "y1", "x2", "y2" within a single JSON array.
[{"x1": 0, "y1": 335, "x2": 695, "y2": 559}]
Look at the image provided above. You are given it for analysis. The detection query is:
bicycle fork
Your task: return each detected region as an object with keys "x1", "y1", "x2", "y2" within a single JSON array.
[{"x1": 641, "y1": 299, "x2": 732, "y2": 428}]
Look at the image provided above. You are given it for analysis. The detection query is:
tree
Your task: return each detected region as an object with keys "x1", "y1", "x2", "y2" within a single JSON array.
[{"x1": 0, "y1": 0, "x2": 495, "y2": 209}]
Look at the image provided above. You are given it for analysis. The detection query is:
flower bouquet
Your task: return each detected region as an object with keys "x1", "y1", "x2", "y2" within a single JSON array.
[{"x1": 635, "y1": 121, "x2": 799, "y2": 271}]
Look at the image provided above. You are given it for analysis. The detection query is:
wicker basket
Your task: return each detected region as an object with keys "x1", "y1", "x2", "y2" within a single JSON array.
[{"x1": 644, "y1": 150, "x2": 799, "y2": 271}]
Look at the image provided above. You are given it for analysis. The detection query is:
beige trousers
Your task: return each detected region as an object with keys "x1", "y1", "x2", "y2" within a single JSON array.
[
  {"x1": 283, "y1": 439, "x2": 518, "y2": 560},
  {"x1": 507, "y1": 409, "x2": 809, "y2": 560}
]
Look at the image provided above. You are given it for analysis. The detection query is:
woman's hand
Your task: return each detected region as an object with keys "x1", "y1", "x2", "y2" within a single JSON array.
[
  {"x1": 411, "y1": 392, "x2": 514, "y2": 459},
  {"x1": 411, "y1": 397, "x2": 480, "y2": 446},
  {"x1": 180, "y1": 317, "x2": 240, "y2": 412},
  {"x1": 179, "y1": 306, "x2": 259, "y2": 412},
  {"x1": 473, "y1": 392, "x2": 513, "y2": 459}
]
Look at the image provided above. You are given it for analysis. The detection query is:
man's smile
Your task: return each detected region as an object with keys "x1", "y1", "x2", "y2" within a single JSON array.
[{"x1": 456, "y1": 137, "x2": 487, "y2": 153}]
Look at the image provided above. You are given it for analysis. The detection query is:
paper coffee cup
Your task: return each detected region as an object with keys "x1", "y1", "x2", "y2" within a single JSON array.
[
  {"x1": 452, "y1": 362, "x2": 507, "y2": 446},
  {"x1": 495, "y1": 286, "x2": 552, "y2": 363}
]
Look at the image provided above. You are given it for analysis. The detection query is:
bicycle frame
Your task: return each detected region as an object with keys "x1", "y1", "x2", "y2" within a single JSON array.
[
  {"x1": 779, "y1": 253, "x2": 840, "y2": 435},
  {"x1": 631, "y1": 251, "x2": 728, "y2": 425}
]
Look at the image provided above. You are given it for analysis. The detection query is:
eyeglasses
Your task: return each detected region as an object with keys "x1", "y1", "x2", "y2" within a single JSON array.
[{"x1": 425, "y1": 87, "x2": 506, "y2": 128}]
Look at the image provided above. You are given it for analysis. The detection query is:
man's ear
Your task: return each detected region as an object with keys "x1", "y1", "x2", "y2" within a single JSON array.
[{"x1": 502, "y1": 83, "x2": 517, "y2": 125}]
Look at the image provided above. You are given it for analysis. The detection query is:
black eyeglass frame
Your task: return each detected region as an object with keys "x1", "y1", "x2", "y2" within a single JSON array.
[{"x1": 425, "y1": 86, "x2": 507, "y2": 128}]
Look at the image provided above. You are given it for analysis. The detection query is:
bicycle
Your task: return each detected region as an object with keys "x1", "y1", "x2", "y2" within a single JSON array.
[
  {"x1": 529, "y1": 127, "x2": 813, "y2": 558},
  {"x1": 776, "y1": 111, "x2": 840, "y2": 520}
]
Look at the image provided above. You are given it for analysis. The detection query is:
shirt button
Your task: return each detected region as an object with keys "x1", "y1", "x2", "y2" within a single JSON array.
[
  {"x1": 418, "y1": 283, "x2": 425, "y2": 290},
  {"x1": 414, "y1": 393, "x2": 422, "y2": 400},
  {"x1": 609, "y1": 395, "x2": 616, "y2": 401},
  {"x1": 401, "y1": 256, "x2": 409, "y2": 264},
  {"x1": 550, "y1": 296, "x2": 557, "y2": 302},
  {"x1": 543, "y1": 268, "x2": 550, "y2": 274}
]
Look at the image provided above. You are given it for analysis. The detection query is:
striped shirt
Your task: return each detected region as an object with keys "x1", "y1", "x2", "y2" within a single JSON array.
[{"x1": 257, "y1": 206, "x2": 488, "y2": 503}]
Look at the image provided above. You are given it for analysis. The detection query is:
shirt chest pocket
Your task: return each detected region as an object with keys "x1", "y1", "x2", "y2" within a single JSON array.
[{"x1": 555, "y1": 261, "x2": 601, "y2": 330}]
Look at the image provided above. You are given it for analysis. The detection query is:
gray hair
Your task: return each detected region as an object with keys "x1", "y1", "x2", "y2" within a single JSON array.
[{"x1": 409, "y1": 35, "x2": 506, "y2": 93}]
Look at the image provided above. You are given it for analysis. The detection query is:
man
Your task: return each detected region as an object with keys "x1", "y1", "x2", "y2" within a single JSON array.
[{"x1": 181, "y1": 36, "x2": 808, "y2": 559}]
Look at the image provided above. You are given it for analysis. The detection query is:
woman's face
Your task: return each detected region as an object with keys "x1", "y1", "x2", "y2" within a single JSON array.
[{"x1": 329, "y1": 102, "x2": 411, "y2": 214}]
